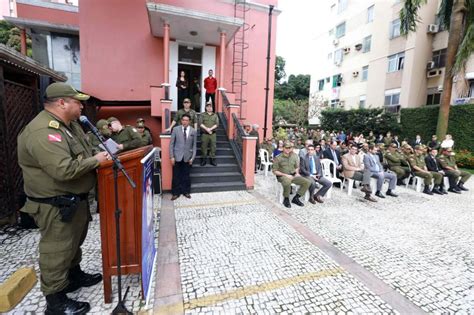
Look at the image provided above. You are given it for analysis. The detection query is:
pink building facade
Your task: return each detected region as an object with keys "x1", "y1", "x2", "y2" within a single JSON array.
[{"x1": 79, "y1": 0, "x2": 279, "y2": 144}]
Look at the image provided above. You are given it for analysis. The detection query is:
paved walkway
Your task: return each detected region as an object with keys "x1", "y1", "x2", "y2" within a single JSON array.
[{"x1": 154, "y1": 175, "x2": 473, "y2": 314}]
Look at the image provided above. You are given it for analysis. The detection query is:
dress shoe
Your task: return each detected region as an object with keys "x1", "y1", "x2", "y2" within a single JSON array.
[
  {"x1": 283, "y1": 197, "x2": 291, "y2": 208},
  {"x1": 210, "y1": 158, "x2": 217, "y2": 166},
  {"x1": 308, "y1": 198, "x2": 316, "y2": 204},
  {"x1": 431, "y1": 186, "x2": 443, "y2": 195},
  {"x1": 360, "y1": 185, "x2": 371, "y2": 194},
  {"x1": 314, "y1": 195, "x2": 324, "y2": 203},
  {"x1": 45, "y1": 292, "x2": 90, "y2": 315},
  {"x1": 171, "y1": 195, "x2": 180, "y2": 200},
  {"x1": 375, "y1": 191, "x2": 385, "y2": 198},
  {"x1": 364, "y1": 194, "x2": 377, "y2": 202},
  {"x1": 448, "y1": 187, "x2": 461, "y2": 194},
  {"x1": 183, "y1": 193, "x2": 191, "y2": 199},
  {"x1": 200, "y1": 159, "x2": 207, "y2": 166},
  {"x1": 291, "y1": 194, "x2": 304, "y2": 207},
  {"x1": 458, "y1": 182, "x2": 469, "y2": 191},
  {"x1": 423, "y1": 186, "x2": 433, "y2": 195},
  {"x1": 386, "y1": 189, "x2": 398, "y2": 197},
  {"x1": 440, "y1": 187, "x2": 448, "y2": 194}
]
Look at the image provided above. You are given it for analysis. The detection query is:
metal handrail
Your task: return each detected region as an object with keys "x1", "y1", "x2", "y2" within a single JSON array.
[{"x1": 231, "y1": 113, "x2": 244, "y2": 168}]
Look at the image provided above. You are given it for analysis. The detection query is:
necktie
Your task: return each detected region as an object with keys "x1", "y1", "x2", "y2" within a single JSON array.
[
  {"x1": 310, "y1": 157, "x2": 315, "y2": 175},
  {"x1": 332, "y1": 149, "x2": 339, "y2": 165},
  {"x1": 183, "y1": 127, "x2": 187, "y2": 142}
]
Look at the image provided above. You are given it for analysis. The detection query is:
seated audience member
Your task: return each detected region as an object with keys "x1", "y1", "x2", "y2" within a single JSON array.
[
  {"x1": 273, "y1": 140, "x2": 284, "y2": 157},
  {"x1": 385, "y1": 143, "x2": 410, "y2": 185},
  {"x1": 383, "y1": 132, "x2": 393, "y2": 147},
  {"x1": 323, "y1": 140, "x2": 343, "y2": 175},
  {"x1": 273, "y1": 142, "x2": 311, "y2": 208},
  {"x1": 319, "y1": 139, "x2": 327, "y2": 151},
  {"x1": 438, "y1": 147, "x2": 470, "y2": 192},
  {"x1": 339, "y1": 142, "x2": 349, "y2": 156},
  {"x1": 299, "y1": 144, "x2": 332, "y2": 204},
  {"x1": 427, "y1": 135, "x2": 440, "y2": 149},
  {"x1": 392, "y1": 135, "x2": 401, "y2": 148},
  {"x1": 375, "y1": 143, "x2": 387, "y2": 169},
  {"x1": 314, "y1": 144, "x2": 323, "y2": 159},
  {"x1": 425, "y1": 148, "x2": 448, "y2": 194},
  {"x1": 299, "y1": 139, "x2": 314, "y2": 158},
  {"x1": 261, "y1": 138, "x2": 274, "y2": 160},
  {"x1": 108, "y1": 117, "x2": 142, "y2": 152},
  {"x1": 440, "y1": 134, "x2": 454, "y2": 149},
  {"x1": 367, "y1": 131, "x2": 376, "y2": 144},
  {"x1": 363, "y1": 144, "x2": 398, "y2": 198},
  {"x1": 407, "y1": 145, "x2": 443, "y2": 195},
  {"x1": 342, "y1": 145, "x2": 376, "y2": 202},
  {"x1": 412, "y1": 134, "x2": 423, "y2": 147},
  {"x1": 375, "y1": 134, "x2": 384, "y2": 144}
]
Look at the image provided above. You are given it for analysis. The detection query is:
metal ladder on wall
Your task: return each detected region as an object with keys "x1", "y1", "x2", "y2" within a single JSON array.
[{"x1": 232, "y1": 0, "x2": 249, "y2": 119}]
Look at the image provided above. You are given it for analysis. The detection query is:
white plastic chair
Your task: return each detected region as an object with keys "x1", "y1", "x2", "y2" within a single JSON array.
[
  {"x1": 320, "y1": 159, "x2": 343, "y2": 199},
  {"x1": 259, "y1": 149, "x2": 273, "y2": 177}
]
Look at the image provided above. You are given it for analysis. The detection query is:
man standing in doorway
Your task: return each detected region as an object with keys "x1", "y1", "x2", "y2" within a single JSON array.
[
  {"x1": 170, "y1": 114, "x2": 197, "y2": 200},
  {"x1": 204, "y1": 69, "x2": 217, "y2": 110}
]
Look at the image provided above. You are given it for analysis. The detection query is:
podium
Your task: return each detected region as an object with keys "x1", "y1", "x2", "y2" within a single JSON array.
[{"x1": 97, "y1": 145, "x2": 155, "y2": 303}]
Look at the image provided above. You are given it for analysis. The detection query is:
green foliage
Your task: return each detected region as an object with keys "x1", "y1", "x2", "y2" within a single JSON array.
[
  {"x1": 273, "y1": 127, "x2": 289, "y2": 142},
  {"x1": 320, "y1": 108, "x2": 400, "y2": 135},
  {"x1": 456, "y1": 150, "x2": 474, "y2": 169},
  {"x1": 400, "y1": 104, "x2": 474, "y2": 150},
  {"x1": 274, "y1": 74, "x2": 310, "y2": 100},
  {"x1": 275, "y1": 55, "x2": 286, "y2": 83},
  {"x1": 0, "y1": 20, "x2": 32, "y2": 57},
  {"x1": 273, "y1": 99, "x2": 309, "y2": 127}
]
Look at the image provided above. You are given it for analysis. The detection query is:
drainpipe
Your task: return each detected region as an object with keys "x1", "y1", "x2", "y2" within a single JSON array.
[{"x1": 263, "y1": 5, "x2": 274, "y2": 139}]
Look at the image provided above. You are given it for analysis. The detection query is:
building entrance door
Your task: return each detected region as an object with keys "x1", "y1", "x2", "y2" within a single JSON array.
[{"x1": 178, "y1": 63, "x2": 201, "y2": 111}]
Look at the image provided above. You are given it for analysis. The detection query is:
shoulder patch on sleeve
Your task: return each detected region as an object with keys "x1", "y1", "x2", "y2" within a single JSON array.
[{"x1": 48, "y1": 120, "x2": 60, "y2": 129}]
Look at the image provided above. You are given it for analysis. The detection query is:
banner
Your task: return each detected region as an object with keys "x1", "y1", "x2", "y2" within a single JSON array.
[{"x1": 140, "y1": 148, "x2": 157, "y2": 304}]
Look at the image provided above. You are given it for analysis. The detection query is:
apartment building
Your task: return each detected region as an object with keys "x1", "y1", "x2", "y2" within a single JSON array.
[{"x1": 308, "y1": 0, "x2": 474, "y2": 125}]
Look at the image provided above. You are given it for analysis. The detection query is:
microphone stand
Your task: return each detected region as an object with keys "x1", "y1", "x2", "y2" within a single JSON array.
[{"x1": 86, "y1": 123, "x2": 135, "y2": 315}]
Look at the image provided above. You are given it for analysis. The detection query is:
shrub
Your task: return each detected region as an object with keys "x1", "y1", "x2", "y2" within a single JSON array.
[{"x1": 455, "y1": 150, "x2": 474, "y2": 169}]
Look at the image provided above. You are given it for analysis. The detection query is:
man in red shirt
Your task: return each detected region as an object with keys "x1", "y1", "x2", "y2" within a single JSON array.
[{"x1": 204, "y1": 69, "x2": 217, "y2": 111}]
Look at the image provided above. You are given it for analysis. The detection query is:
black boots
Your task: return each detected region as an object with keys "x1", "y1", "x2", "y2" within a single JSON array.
[
  {"x1": 386, "y1": 189, "x2": 398, "y2": 197},
  {"x1": 210, "y1": 158, "x2": 217, "y2": 166},
  {"x1": 200, "y1": 158, "x2": 207, "y2": 166},
  {"x1": 375, "y1": 191, "x2": 385, "y2": 198},
  {"x1": 283, "y1": 197, "x2": 291, "y2": 208},
  {"x1": 45, "y1": 292, "x2": 90, "y2": 315},
  {"x1": 458, "y1": 181, "x2": 469, "y2": 191},
  {"x1": 448, "y1": 186, "x2": 462, "y2": 194},
  {"x1": 291, "y1": 194, "x2": 304, "y2": 207},
  {"x1": 63, "y1": 266, "x2": 103, "y2": 293},
  {"x1": 423, "y1": 186, "x2": 433, "y2": 195},
  {"x1": 431, "y1": 185, "x2": 443, "y2": 195}
]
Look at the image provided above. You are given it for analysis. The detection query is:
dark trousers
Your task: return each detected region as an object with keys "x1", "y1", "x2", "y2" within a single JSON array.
[
  {"x1": 172, "y1": 160, "x2": 191, "y2": 195},
  {"x1": 205, "y1": 92, "x2": 216, "y2": 111}
]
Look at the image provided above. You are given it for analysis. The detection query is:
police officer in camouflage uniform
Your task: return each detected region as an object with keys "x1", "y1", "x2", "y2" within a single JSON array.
[
  {"x1": 108, "y1": 116, "x2": 142, "y2": 152},
  {"x1": 200, "y1": 102, "x2": 219, "y2": 166},
  {"x1": 88, "y1": 119, "x2": 112, "y2": 155},
  {"x1": 385, "y1": 143, "x2": 410, "y2": 185},
  {"x1": 438, "y1": 147, "x2": 471, "y2": 192},
  {"x1": 18, "y1": 83, "x2": 109, "y2": 314},
  {"x1": 273, "y1": 141, "x2": 311, "y2": 208},
  {"x1": 136, "y1": 121, "x2": 153, "y2": 146},
  {"x1": 407, "y1": 145, "x2": 443, "y2": 195},
  {"x1": 165, "y1": 98, "x2": 197, "y2": 132}
]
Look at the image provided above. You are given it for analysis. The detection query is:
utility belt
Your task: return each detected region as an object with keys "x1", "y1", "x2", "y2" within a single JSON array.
[{"x1": 28, "y1": 193, "x2": 88, "y2": 222}]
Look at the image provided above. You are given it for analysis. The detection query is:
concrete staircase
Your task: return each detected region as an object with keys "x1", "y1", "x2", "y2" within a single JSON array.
[{"x1": 191, "y1": 124, "x2": 246, "y2": 193}]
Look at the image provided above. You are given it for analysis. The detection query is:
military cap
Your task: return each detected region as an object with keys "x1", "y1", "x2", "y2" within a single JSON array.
[
  {"x1": 96, "y1": 119, "x2": 109, "y2": 130},
  {"x1": 136, "y1": 118, "x2": 145, "y2": 123},
  {"x1": 107, "y1": 117, "x2": 119, "y2": 123},
  {"x1": 205, "y1": 101, "x2": 212, "y2": 106},
  {"x1": 45, "y1": 82, "x2": 90, "y2": 101},
  {"x1": 283, "y1": 141, "x2": 293, "y2": 148}
]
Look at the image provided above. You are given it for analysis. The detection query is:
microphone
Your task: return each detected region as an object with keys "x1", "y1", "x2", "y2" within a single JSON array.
[{"x1": 79, "y1": 115, "x2": 99, "y2": 133}]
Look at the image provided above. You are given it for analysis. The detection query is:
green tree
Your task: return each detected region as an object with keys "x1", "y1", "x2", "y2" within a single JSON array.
[
  {"x1": 275, "y1": 55, "x2": 286, "y2": 83},
  {"x1": 0, "y1": 20, "x2": 32, "y2": 56},
  {"x1": 400, "y1": 0, "x2": 473, "y2": 139},
  {"x1": 274, "y1": 74, "x2": 310, "y2": 100},
  {"x1": 273, "y1": 99, "x2": 310, "y2": 127}
]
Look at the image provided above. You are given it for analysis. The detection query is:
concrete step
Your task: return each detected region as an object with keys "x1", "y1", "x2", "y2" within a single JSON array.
[
  {"x1": 191, "y1": 163, "x2": 241, "y2": 173},
  {"x1": 191, "y1": 181, "x2": 247, "y2": 193},
  {"x1": 190, "y1": 172, "x2": 244, "y2": 184}
]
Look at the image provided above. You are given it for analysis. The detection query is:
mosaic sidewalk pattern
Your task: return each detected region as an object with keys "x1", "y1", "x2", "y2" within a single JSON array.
[
  {"x1": 256, "y1": 173, "x2": 474, "y2": 314},
  {"x1": 172, "y1": 191, "x2": 397, "y2": 314},
  {"x1": 0, "y1": 196, "x2": 161, "y2": 315}
]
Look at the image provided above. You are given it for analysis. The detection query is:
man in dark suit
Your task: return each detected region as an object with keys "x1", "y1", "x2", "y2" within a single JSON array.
[
  {"x1": 425, "y1": 147, "x2": 447, "y2": 194},
  {"x1": 299, "y1": 144, "x2": 332, "y2": 204},
  {"x1": 170, "y1": 113, "x2": 197, "y2": 200},
  {"x1": 323, "y1": 140, "x2": 342, "y2": 176},
  {"x1": 363, "y1": 144, "x2": 398, "y2": 198}
]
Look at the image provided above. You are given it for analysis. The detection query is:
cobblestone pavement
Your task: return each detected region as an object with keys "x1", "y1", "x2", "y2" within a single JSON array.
[
  {"x1": 254, "y1": 173, "x2": 474, "y2": 314},
  {"x1": 0, "y1": 196, "x2": 161, "y2": 315},
  {"x1": 173, "y1": 191, "x2": 397, "y2": 314}
]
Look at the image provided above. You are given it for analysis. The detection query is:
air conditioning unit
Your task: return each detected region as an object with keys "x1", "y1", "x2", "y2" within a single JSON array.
[
  {"x1": 437, "y1": 85, "x2": 443, "y2": 92},
  {"x1": 343, "y1": 47, "x2": 351, "y2": 54},
  {"x1": 355, "y1": 43, "x2": 363, "y2": 51},
  {"x1": 427, "y1": 61, "x2": 435, "y2": 70},
  {"x1": 427, "y1": 24, "x2": 439, "y2": 34},
  {"x1": 352, "y1": 71, "x2": 359, "y2": 77},
  {"x1": 333, "y1": 38, "x2": 339, "y2": 46},
  {"x1": 427, "y1": 69, "x2": 442, "y2": 78}
]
